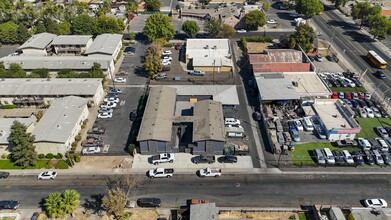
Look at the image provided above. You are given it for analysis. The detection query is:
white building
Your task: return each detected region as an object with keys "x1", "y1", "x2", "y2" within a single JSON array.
[
  {"x1": 0, "y1": 78, "x2": 104, "y2": 106},
  {"x1": 50, "y1": 35, "x2": 93, "y2": 55},
  {"x1": 85, "y1": 34, "x2": 123, "y2": 60},
  {"x1": 32, "y1": 96, "x2": 89, "y2": 154},
  {"x1": 17, "y1": 33, "x2": 57, "y2": 56}
]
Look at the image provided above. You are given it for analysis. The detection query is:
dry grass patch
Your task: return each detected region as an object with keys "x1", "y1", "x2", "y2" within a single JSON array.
[{"x1": 218, "y1": 211, "x2": 295, "y2": 219}]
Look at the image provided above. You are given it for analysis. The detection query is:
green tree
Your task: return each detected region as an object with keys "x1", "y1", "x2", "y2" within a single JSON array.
[
  {"x1": 262, "y1": 2, "x2": 270, "y2": 11},
  {"x1": 31, "y1": 68, "x2": 49, "y2": 78},
  {"x1": 8, "y1": 121, "x2": 38, "y2": 168},
  {"x1": 102, "y1": 188, "x2": 127, "y2": 219},
  {"x1": 126, "y1": 0, "x2": 138, "y2": 14},
  {"x1": 368, "y1": 14, "x2": 391, "y2": 39},
  {"x1": 144, "y1": 43, "x2": 162, "y2": 78},
  {"x1": 295, "y1": 0, "x2": 324, "y2": 18},
  {"x1": 182, "y1": 20, "x2": 200, "y2": 37},
  {"x1": 244, "y1": 10, "x2": 266, "y2": 30},
  {"x1": 144, "y1": 0, "x2": 161, "y2": 11},
  {"x1": 61, "y1": 190, "x2": 80, "y2": 215},
  {"x1": 143, "y1": 14, "x2": 175, "y2": 41},
  {"x1": 204, "y1": 18, "x2": 222, "y2": 37},
  {"x1": 287, "y1": 24, "x2": 314, "y2": 52},
  {"x1": 351, "y1": 2, "x2": 381, "y2": 28},
  {"x1": 217, "y1": 24, "x2": 235, "y2": 38},
  {"x1": 331, "y1": 0, "x2": 348, "y2": 8},
  {"x1": 0, "y1": 21, "x2": 18, "y2": 44},
  {"x1": 45, "y1": 193, "x2": 65, "y2": 218},
  {"x1": 72, "y1": 14, "x2": 98, "y2": 35},
  {"x1": 17, "y1": 23, "x2": 30, "y2": 43},
  {"x1": 175, "y1": 4, "x2": 181, "y2": 10},
  {"x1": 7, "y1": 63, "x2": 26, "y2": 78},
  {"x1": 35, "y1": 23, "x2": 47, "y2": 34},
  {"x1": 57, "y1": 21, "x2": 71, "y2": 35},
  {"x1": 45, "y1": 18, "x2": 60, "y2": 35},
  {"x1": 97, "y1": 15, "x2": 122, "y2": 34}
]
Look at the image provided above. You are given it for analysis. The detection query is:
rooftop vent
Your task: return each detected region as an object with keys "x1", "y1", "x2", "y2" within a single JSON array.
[
  {"x1": 213, "y1": 46, "x2": 217, "y2": 49},
  {"x1": 292, "y1": 81, "x2": 299, "y2": 87},
  {"x1": 57, "y1": 125, "x2": 61, "y2": 129},
  {"x1": 204, "y1": 45, "x2": 209, "y2": 49}
]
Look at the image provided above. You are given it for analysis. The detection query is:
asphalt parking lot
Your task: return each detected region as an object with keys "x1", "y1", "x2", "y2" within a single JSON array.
[
  {"x1": 267, "y1": 2, "x2": 298, "y2": 29},
  {"x1": 118, "y1": 41, "x2": 148, "y2": 85},
  {"x1": 93, "y1": 86, "x2": 146, "y2": 155}
]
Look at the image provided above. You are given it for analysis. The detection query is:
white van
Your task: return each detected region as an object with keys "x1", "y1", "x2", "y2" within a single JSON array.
[
  {"x1": 358, "y1": 138, "x2": 371, "y2": 151},
  {"x1": 323, "y1": 148, "x2": 335, "y2": 165},
  {"x1": 225, "y1": 118, "x2": 240, "y2": 126},
  {"x1": 342, "y1": 150, "x2": 354, "y2": 165},
  {"x1": 373, "y1": 150, "x2": 384, "y2": 165},
  {"x1": 302, "y1": 117, "x2": 314, "y2": 131}
]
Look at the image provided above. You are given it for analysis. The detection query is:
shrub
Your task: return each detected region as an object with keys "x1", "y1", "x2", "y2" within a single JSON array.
[
  {"x1": 1, "y1": 104, "x2": 17, "y2": 109},
  {"x1": 129, "y1": 32, "x2": 136, "y2": 40},
  {"x1": 75, "y1": 135, "x2": 82, "y2": 141},
  {"x1": 65, "y1": 158, "x2": 73, "y2": 167},
  {"x1": 164, "y1": 42, "x2": 174, "y2": 47},
  {"x1": 1, "y1": 154, "x2": 6, "y2": 159},
  {"x1": 55, "y1": 153, "x2": 63, "y2": 159},
  {"x1": 81, "y1": 124, "x2": 86, "y2": 129},
  {"x1": 55, "y1": 160, "x2": 69, "y2": 169},
  {"x1": 74, "y1": 155, "x2": 81, "y2": 163},
  {"x1": 46, "y1": 153, "x2": 54, "y2": 159},
  {"x1": 71, "y1": 142, "x2": 77, "y2": 147},
  {"x1": 45, "y1": 163, "x2": 51, "y2": 169},
  {"x1": 83, "y1": 120, "x2": 88, "y2": 125},
  {"x1": 38, "y1": 154, "x2": 45, "y2": 159},
  {"x1": 128, "y1": 144, "x2": 136, "y2": 156}
]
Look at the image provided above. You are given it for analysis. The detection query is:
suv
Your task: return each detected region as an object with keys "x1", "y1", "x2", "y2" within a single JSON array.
[
  {"x1": 137, "y1": 198, "x2": 161, "y2": 208},
  {"x1": 192, "y1": 155, "x2": 215, "y2": 164},
  {"x1": 155, "y1": 73, "x2": 167, "y2": 80},
  {"x1": 0, "y1": 200, "x2": 20, "y2": 210},
  {"x1": 88, "y1": 127, "x2": 105, "y2": 135}
]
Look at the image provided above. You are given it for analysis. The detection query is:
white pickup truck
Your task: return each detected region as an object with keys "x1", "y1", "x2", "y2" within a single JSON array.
[
  {"x1": 148, "y1": 168, "x2": 174, "y2": 178},
  {"x1": 198, "y1": 168, "x2": 222, "y2": 178},
  {"x1": 150, "y1": 153, "x2": 175, "y2": 165}
]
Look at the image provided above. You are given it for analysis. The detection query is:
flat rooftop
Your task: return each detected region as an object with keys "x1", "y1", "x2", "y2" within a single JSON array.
[{"x1": 312, "y1": 99, "x2": 360, "y2": 130}]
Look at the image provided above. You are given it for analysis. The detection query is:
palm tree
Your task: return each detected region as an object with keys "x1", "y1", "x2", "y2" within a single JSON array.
[
  {"x1": 62, "y1": 189, "x2": 80, "y2": 214},
  {"x1": 45, "y1": 193, "x2": 65, "y2": 218}
]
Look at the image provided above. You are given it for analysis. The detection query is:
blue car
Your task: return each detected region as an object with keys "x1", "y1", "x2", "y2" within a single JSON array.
[
  {"x1": 374, "y1": 70, "x2": 386, "y2": 79},
  {"x1": 290, "y1": 129, "x2": 300, "y2": 142}
]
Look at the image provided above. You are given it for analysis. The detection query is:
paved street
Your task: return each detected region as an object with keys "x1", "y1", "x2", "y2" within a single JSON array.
[{"x1": 1, "y1": 174, "x2": 390, "y2": 208}]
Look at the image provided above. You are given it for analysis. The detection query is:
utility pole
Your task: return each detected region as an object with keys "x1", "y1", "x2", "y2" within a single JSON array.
[{"x1": 213, "y1": 60, "x2": 216, "y2": 85}]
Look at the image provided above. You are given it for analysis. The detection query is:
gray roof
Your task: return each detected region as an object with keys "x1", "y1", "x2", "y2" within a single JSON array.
[
  {"x1": 18, "y1": 33, "x2": 56, "y2": 50},
  {"x1": 256, "y1": 75, "x2": 300, "y2": 101},
  {"x1": 85, "y1": 34, "x2": 122, "y2": 55},
  {"x1": 159, "y1": 85, "x2": 240, "y2": 105},
  {"x1": 190, "y1": 203, "x2": 217, "y2": 220},
  {"x1": 193, "y1": 100, "x2": 225, "y2": 142},
  {"x1": 0, "y1": 78, "x2": 102, "y2": 96},
  {"x1": 51, "y1": 35, "x2": 92, "y2": 45},
  {"x1": 32, "y1": 96, "x2": 88, "y2": 143},
  {"x1": 0, "y1": 118, "x2": 35, "y2": 145},
  {"x1": 137, "y1": 86, "x2": 177, "y2": 142},
  {"x1": 0, "y1": 55, "x2": 112, "y2": 70}
]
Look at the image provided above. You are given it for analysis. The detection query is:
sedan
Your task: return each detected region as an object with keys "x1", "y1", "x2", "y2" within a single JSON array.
[
  {"x1": 218, "y1": 156, "x2": 238, "y2": 163},
  {"x1": 38, "y1": 171, "x2": 57, "y2": 180},
  {"x1": 162, "y1": 50, "x2": 172, "y2": 56},
  {"x1": 372, "y1": 107, "x2": 381, "y2": 118},
  {"x1": 376, "y1": 126, "x2": 389, "y2": 138},
  {"x1": 161, "y1": 56, "x2": 172, "y2": 61},
  {"x1": 137, "y1": 198, "x2": 161, "y2": 208},
  {"x1": 104, "y1": 97, "x2": 119, "y2": 103},
  {"x1": 108, "y1": 88, "x2": 122, "y2": 95},
  {"x1": 364, "y1": 199, "x2": 388, "y2": 208},
  {"x1": 98, "y1": 107, "x2": 114, "y2": 114},
  {"x1": 236, "y1": 29, "x2": 247, "y2": 33},
  {"x1": 352, "y1": 150, "x2": 364, "y2": 165},
  {"x1": 338, "y1": 92, "x2": 344, "y2": 99},
  {"x1": 114, "y1": 77, "x2": 127, "y2": 83},
  {"x1": 98, "y1": 112, "x2": 113, "y2": 119},
  {"x1": 0, "y1": 171, "x2": 9, "y2": 179},
  {"x1": 0, "y1": 200, "x2": 20, "y2": 210},
  {"x1": 82, "y1": 147, "x2": 101, "y2": 155},
  {"x1": 267, "y1": 19, "x2": 277, "y2": 24},
  {"x1": 161, "y1": 60, "x2": 171, "y2": 66},
  {"x1": 290, "y1": 130, "x2": 300, "y2": 142},
  {"x1": 358, "y1": 92, "x2": 365, "y2": 99}
]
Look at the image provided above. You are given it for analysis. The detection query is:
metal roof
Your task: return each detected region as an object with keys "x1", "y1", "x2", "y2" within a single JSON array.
[
  {"x1": 51, "y1": 35, "x2": 92, "y2": 45},
  {"x1": 249, "y1": 49, "x2": 303, "y2": 64},
  {"x1": 32, "y1": 96, "x2": 88, "y2": 143},
  {"x1": 85, "y1": 34, "x2": 122, "y2": 56},
  {"x1": 255, "y1": 75, "x2": 300, "y2": 100},
  {"x1": 0, "y1": 78, "x2": 102, "y2": 96},
  {"x1": 0, "y1": 118, "x2": 35, "y2": 144},
  {"x1": 0, "y1": 55, "x2": 111, "y2": 70},
  {"x1": 18, "y1": 33, "x2": 56, "y2": 50},
  {"x1": 193, "y1": 100, "x2": 225, "y2": 142},
  {"x1": 137, "y1": 86, "x2": 177, "y2": 142}
]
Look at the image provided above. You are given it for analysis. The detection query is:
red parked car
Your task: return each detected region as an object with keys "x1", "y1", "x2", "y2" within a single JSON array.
[
  {"x1": 358, "y1": 92, "x2": 365, "y2": 99},
  {"x1": 344, "y1": 92, "x2": 352, "y2": 100},
  {"x1": 331, "y1": 92, "x2": 338, "y2": 99}
]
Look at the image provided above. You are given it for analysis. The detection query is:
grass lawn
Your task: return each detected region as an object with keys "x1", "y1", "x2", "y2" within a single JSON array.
[
  {"x1": 298, "y1": 212, "x2": 307, "y2": 220},
  {"x1": 331, "y1": 87, "x2": 367, "y2": 93},
  {"x1": 291, "y1": 142, "x2": 360, "y2": 166},
  {"x1": 0, "y1": 160, "x2": 49, "y2": 169},
  {"x1": 355, "y1": 117, "x2": 391, "y2": 138}
]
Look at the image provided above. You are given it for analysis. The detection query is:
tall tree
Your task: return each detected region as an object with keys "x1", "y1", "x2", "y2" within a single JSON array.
[
  {"x1": 61, "y1": 190, "x2": 80, "y2": 215},
  {"x1": 57, "y1": 21, "x2": 71, "y2": 35},
  {"x1": 45, "y1": 18, "x2": 60, "y2": 35},
  {"x1": 143, "y1": 14, "x2": 175, "y2": 41},
  {"x1": 144, "y1": 43, "x2": 162, "y2": 78},
  {"x1": 35, "y1": 23, "x2": 47, "y2": 34},
  {"x1": 262, "y1": 2, "x2": 270, "y2": 11},
  {"x1": 17, "y1": 23, "x2": 30, "y2": 43},
  {"x1": 31, "y1": 68, "x2": 49, "y2": 78},
  {"x1": 0, "y1": 21, "x2": 18, "y2": 44},
  {"x1": 45, "y1": 193, "x2": 65, "y2": 218},
  {"x1": 244, "y1": 10, "x2": 266, "y2": 30},
  {"x1": 182, "y1": 20, "x2": 200, "y2": 37},
  {"x1": 217, "y1": 24, "x2": 235, "y2": 38},
  {"x1": 368, "y1": 14, "x2": 391, "y2": 39},
  {"x1": 7, "y1": 64, "x2": 26, "y2": 78},
  {"x1": 8, "y1": 121, "x2": 37, "y2": 168},
  {"x1": 72, "y1": 14, "x2": 98, "y2": 35},
  {"x1": 144, "y1": 0, "x2": 161, "y2": 11},
  {"x1": 102, "y1": 188, "x2": 127, "y2": 219},
  {"x1": 287, "y1": 24, "x2": 314, "y2": 52},
  {"x1": 295, "y1": 0, "x2": 324, "y2": 18},
  {"x1": 204, "y1": 18, "x2": 222, "y2": 38},
  {"x1": 352, "y1": 2, "x2": 381, "y2": 28}
]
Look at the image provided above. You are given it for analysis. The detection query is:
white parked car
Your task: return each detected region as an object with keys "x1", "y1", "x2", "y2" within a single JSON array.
[
  {"x1": 98, "y1": 107, "x2": 113, "y2": 114},
  {"x1": 342, "y1": 150, "x2": 354, "y2": 165},
  {"x1": 104, "y1": 97, "x2": 120, "y2": 103},
  {"x1": 364, "y1": 199, "x2": 388, "y2": 208},
  {"x1": 358, "y1": 108, "x2": 367, "y2": 118},
  {"x1": 98, "y1": 112, "x2": 113, "y2": 119},
  {"x1": 162, "y1": 50, "x2": 172, "y2": 56},
  {"x1": 236, "y1": 29, "x2": 247, "y2": 33},
  {"x1": 161, "y1": 60, "x2": 171, "y2": 66},
  {"x1": 114, "y1": 77, "x2": 127, "y2": 83},
  {"x1": 38, "y1": 171, "x2": 57, "y2": 180},
  {"x1": 267, "y1": 19, "x2": 277, "y2": 24},
  {"x1": 294, "y1": 120, "x2": 303, "y2": 131},
  {"x1": 365, "y1": 92, "x2": 371, "y2": 100},
  {"x1": 372, "y1": 107, "x2": 382, "y2": 118},
  {"x1": 364, "y1": 107, "x2": 374, "y2": 118},
  {"x1": 100, "y1": 101, "x2": 117, "y2": 109},
  {"x1": 161, "y1": 56, "x2": 172, "y2": 61},
  {"x1": 82, "y1": 147, "x2": 101, "y2": 155},
  {"x1": 225, "y1": 118, "x2": 241, "y2": 126}
]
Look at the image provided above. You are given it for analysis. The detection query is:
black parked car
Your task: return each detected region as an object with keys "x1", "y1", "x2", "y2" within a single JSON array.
[
  {"x1": 0, "y1": 171, "x2": 9, "y2": 179},
  {"x1": 350, "y1": 99, "x2": 359, "y2": 108},
  {"x1": 352, "y1": 150, "x2": 364, "y2": 165},
  {"x1": 365, "y1": 99, "x2": 375, "y2": 108},
  {"x1": 130, "y1": 109, "x2": 138, "y2": 121},
  {"x1": 0, "y1": 200, "x2": 20, "y2": 210},
  {"x1": 332, "y1": 150, "x2": 345, "y2": 165},
  {"x1": 351, "y1": 78, "x2": 363, "y2": 87},
  {"x1": 336, "y1": 139, "x2": 358, "y2": 147},
  {"x1": 364, "y1": 151, "x2": 375, "y2": 165},
  {"x1": 252, "y1": 111, "x2": 262, "y2": 121},
  {"x1": 192, "y1": 155, "x2": 215, "y2": 164},
  {"x1": 357, "y1": 99, "x2": 367, "y2": 108},
  {"x1": 218, "y1": 156, "x2": 238, "y2": 163},
  {"x1": 137, "y1": 198, "x2": 161, "y2": 208}
]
